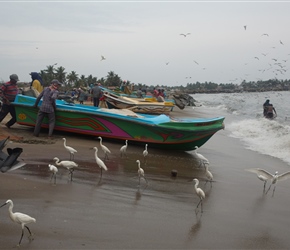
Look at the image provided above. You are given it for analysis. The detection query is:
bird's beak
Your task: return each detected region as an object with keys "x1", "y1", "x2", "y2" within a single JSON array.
[{"x1": 0, "y1": 203, "x2": 7, "y2": 208}]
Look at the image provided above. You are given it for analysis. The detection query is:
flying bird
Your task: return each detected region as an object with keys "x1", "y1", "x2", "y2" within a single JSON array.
[
  {"x1": 193, "y1": 178, "x2": 205, "y2": 213},
  {"x1": 136, "y1": 160, "x2": 148, "y2": 186},
  {"x1": 98, "y1": 137, "x2": 111, "y2": 160},
  {"x1": 244, "y1": 25, "x2": 247, "y2": 30},
  {"x1": 48, "y1": 164, "x2": 58, "y2": 185},
  {"x1": 194, "y1": 61, "x2": 199, "y2": 65},
  {"x1": 261, "y1": 33, "x2": 269, "y2": 36},
  {"x1": 165, "y1": 62, "x2": 169, "y2": 65},
  {"x1": 280, "y1": 40, "x2": 284, "y2": 45},
  {"x1": 254, "y1": 57, "x2": 259, "y2": 60},
  {"x1": 101, "y1": 55, "x2": 106, "y2": 61},
  {"x1": 53, "y1": 157, "x2": 78, "y2": 182},
  {"x1": 246, "y1": 168, "x2": 290, "y2": 196},
  {"x1": 120, "y1": 140, "x2": 128, "y2": 158},
  {"x1": 0, "y1": 199, "x2": 36, "y2": 246},
  {"x1": 93, "y1": 147, "x2": 108, "y2": 178},
  {"x1": 63, "y1": 138, "x2": 77, "y2": 160},
  {"x1": 180, "y1": 33, "x2": 191, "y2": 37}
]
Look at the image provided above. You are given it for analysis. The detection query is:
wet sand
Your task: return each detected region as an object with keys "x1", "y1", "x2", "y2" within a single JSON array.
[{"x1": 1, "y1": 107, "x2": 290, "y2": 249}]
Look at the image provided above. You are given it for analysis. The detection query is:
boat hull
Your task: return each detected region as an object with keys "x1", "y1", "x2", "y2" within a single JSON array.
[{"x1": 13, "y1": 95, "x2": 225, "y2": 151}]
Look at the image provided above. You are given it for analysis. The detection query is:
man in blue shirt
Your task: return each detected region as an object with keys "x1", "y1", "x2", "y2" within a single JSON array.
[{"x1": 33, "y1": 79, "x2": 61, "y2": 138}]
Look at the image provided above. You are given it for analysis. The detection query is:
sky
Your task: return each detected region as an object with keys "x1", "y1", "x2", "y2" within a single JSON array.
[{"x1": 1, "y1": 1, "x2": 290, "y2": 87}]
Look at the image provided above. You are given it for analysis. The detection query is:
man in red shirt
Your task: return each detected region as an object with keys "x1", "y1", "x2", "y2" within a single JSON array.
[{"x1": 0, "y1": 74, "x2": 19, "y2": 128}]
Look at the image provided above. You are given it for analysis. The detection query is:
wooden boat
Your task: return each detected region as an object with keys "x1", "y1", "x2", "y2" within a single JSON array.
[
  {"x1": 102, "y1": 91, "x2": 175, "y2": 114},
  {"x1": 12, "y1": 95, "x2": 225, "y2": 151}
]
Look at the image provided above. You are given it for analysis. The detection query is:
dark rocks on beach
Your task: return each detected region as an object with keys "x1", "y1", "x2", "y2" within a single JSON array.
[
  {"x1": 171, "y1": 169, "x2": 178, "y2": 177},
  {"x1": 173, "y1": 94, "x2": 197, "y2": 110}
]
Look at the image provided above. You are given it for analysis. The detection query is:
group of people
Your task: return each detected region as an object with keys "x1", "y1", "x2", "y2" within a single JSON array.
[
  {"x1": 153, "y1": 88, "x2": 166, "y2": 102},
  {"x1": 263, "y1": 99, "x2": 277, "y2": 119},
  {"x1": 0, "y1": 73, "x2": 61, "y2": 138}
]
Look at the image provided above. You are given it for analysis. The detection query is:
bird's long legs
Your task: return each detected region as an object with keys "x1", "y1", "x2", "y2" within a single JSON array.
[
  {"x1": 50, "y1": 173, "x2": 57, "y2": 185},
  {"x1": 18, "y1": 226, "x2": 33, "y2": 246},
  {"x1": 196, "y1": 199, "x2": 203, "y2": 213}
]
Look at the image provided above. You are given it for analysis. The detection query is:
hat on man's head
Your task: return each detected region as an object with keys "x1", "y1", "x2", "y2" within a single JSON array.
[
  {"x1": 51, "y1": 79, "x2": 62, "y2": 86},
  {"x1": 10, "y1": 74, "x2": 19, "y2": 81}
]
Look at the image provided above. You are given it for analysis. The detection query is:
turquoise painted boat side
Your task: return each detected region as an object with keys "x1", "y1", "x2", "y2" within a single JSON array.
[{"x1": 12, "y1": 95, "x2": 225, "y2": 151}]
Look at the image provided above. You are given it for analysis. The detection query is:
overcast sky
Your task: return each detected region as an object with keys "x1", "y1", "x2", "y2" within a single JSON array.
[{"x1": 1, "y1": 1, "x2": 290, "y2": 86}]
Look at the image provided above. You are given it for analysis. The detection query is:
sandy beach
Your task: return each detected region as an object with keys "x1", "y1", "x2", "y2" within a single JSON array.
[{"x1": 1, "y1": 106, "x2": 290, "y2": 249}]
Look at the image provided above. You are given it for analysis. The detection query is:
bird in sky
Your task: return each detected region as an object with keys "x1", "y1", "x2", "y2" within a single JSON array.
[
  {"x1": 101, "y1": 55, "x2": 106, "y2": 61},
  {"x1": 244, "y1": 25, "x2": 247, "y2": 30},
  {"x1": 193, "y1": 178, "x2": 205, "y2": 213},
  {"x1": 98, "y1": 137, "x2": 111, "y2": 161},
  {"x1": 261, "y1": 33, "x2": 269, "y2": 36},
  {"x1": 180, "y1": 33, "x2": 191, "y2": 37},
  {"x1": 280, "y1": 40, "x2": 284, "y2": 45},
  {"x1": 93, "y1": 147, "x2": 108, "y2": 178},
  {"x1": 0, "y1": 199, "x2": 36, "y2": 246},
  {"x1": 136, "y1": 160, "x2": 148, "y2": 186},
  {"x1": 53, "y1": 157, "x2": 78, "y2": 182},
  {"x1": 246, "y1": 168, "x2": 290, "y2": 196},
  {"x1": 194, "y1": 61, "x2": 199, "y2": 65},
  {"x1": 120, "y1": 140, "x2": 128, "y2": 158},
  {"x1": 63, "y1": 138, "x2": 77, "y2": 160},
  {"x1": 254, "y1": 57, "x2": 259, "y2": 60},
  {"x1": 165, "y1": 62, "x2": 169, "y2": 65},
  {"x1": 48, "y1": 164, "x2": 58, "y2": 185}
]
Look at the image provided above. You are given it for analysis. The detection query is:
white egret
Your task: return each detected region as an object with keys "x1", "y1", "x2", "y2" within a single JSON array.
[
  {"x1": 204, "y1": 162, "x2": 213, "y2": 187},
  {"x1": 93, "y1": 147, "x2": 108, "y2": 178},
  {"x1": 120, "y1": 140, "x2": 128, "y2": 158},
  {"x1": 0, "y1": 199, "x2": 36, "y2": 246},
  {"x1": 53, "y1": 157, "x2": 78, "y2": 181},
  {"x1": 48, "y1": 164, "x2": 58, "y2": 184},
  {"x1": 63, "y1": 138, "x2": 77, "y2": 160},
  {"x1": 192, "y1": 146, "x2": 209, "y2": 167},
  {"x1": 143, "y1": 144, "x2": 148, "y2": 163},
  {"x1": 246, "y1": 168, "x2": 290, "y2": 196},
  {"x1": 98, "y1": 137, "x2": 111, "y2": 160},
  {"x1": 193, "y1": 178, "x2": 205, "y2": 213},
  {"x1": 136, "y1": 160, "x2": 148, "y2": 186}
]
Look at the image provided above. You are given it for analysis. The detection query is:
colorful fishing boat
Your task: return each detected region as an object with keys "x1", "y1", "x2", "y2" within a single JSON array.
[
  {"x1": 102, "y1": 91, "x2": 175, "y2": 115},
  {"x1": 12, "y1": 94, "x2": 225, "y2": 151}
]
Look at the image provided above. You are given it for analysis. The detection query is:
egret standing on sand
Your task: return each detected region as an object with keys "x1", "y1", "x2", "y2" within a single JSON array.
[
  {"x1": 143, "y1": 144, "x2": 148, "y2": 163},
  {"x1": 246, "y1": 168, "x2": 290, "y2": 196},
  {"x1": 48, "y1": 164, "x2": 58, "y2": 185},
  {"x1": 136, "y1": 160, "x2": 148, "y2": 186},
  {"x1": 193, "y1": 178, "x2": 205, "y2": 213},
  {"x1": 0, "y1": 199, "x2": 36, "y2": 246},
  {"x1": 120, "y1": 140, "x2": 128, "y2": 158},
  {"x1": 53, "y1": 157, "x2": 78, "y2": 181},
  {"x1": 98, "y1": 137, "x2": 111, "y2": 160},
  {"x1": 192, "y1": 146, "x2": 209, "y2": 167},
  {"x1": 204, "y1": 162, "x2": 213, "y2": 187},
  {"x1": 63, "y1": 138, "x2": 77, "y2": 160},
  {"x1": 93, "y1": 147, "x2": 108, "y2": 178}
]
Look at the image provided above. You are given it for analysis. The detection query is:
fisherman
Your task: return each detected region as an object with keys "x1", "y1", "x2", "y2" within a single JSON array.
[{"x1": 263, "y1": 99, "x2": 277, "y2": 119}]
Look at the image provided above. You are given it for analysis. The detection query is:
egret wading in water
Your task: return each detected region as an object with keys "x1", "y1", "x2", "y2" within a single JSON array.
[
  {"x1": 0, "y1": 199, "x2": 36, "y2": 246},
  {"x1": 93, "y1": 147, "x2": 108, "y2": 178},
  {"x1": 53, "y1": 157, "x2": 78, "y2": 182},
  {"x1": 204, "y1": 162, "x2": 213, "y2": 187},
  {"x1": 193, "y1": 178, "x2": 205, "y2": 213},
  {"x1": 246, "y1": 168, "x2": 290, "y2": 196},
  {"x1": 98, "y1": 137, "x2": 111, "y2": 160},
  {"x1": 143, "y1": 144, "x2": 148, "y2": 163},
  {"x1": 136, "y1": 160, "x2": 148, "y2": 186},
  {"x1": 63, "y1": 138, "x2": 77, "y2": 160},
  {"x1": 48, "y1": 164, "x2": 58, "y2": 184},
  {"x1": 192, "y1": 146, "x2": 209, "y2": 168},
  {"x1": 120, "y1": 140, "x2": 128, "y2": 158}
]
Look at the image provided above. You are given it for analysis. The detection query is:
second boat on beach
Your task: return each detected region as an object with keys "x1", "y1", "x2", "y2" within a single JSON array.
[{"x1": 12, "y1": 94, "x2": 225, "y2": 151}]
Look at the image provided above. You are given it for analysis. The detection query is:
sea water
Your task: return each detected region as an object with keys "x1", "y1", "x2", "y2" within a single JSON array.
[{"x1": 192, "y1": 91, "x2": 290, "y2": 166}]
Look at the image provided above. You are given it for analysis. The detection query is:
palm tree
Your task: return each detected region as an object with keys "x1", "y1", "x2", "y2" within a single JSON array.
[
  {"x1": 66, "y1": 71, "x2": 79, "y2": 89},
  {"x1": 106, "y1": 71, "x2": 122, "y2": 87},
  {"x1": 55, "y1": 67, "x2": 67, "y2": 86}
]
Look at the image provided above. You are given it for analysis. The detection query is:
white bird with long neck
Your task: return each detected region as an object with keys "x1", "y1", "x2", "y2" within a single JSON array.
[
  {"x1": 98, "y1": 137, "x2": 111, "y2": 160},
  {"x1": 204, "y1": 162, "x2": 213, "y2": 187},
  {"x1": 0, "y1": 199, "x2": 36, "y2": 246},
  {"x1": 193, "y1": 178, "x2": 205, "y2": 213},
  {"x1": 143, "y1": 144, "x2": 148, "y2": 163},
  {"x1": 53, "y1": 157, "x2": 78, "y2": 182},
  {"x1": 120, "y1": 140, "x2": 128, "y2": 158},
  {"x1": 246, "y1": 168, "x2": 290, "y2": 196},
  {"x1": 192, "y1": 146, "x2": 209, "y2": 167},
  {"x1": 63, "y1": 138, "x2": 77, "y2": 160},
  {"x1": 93, "y1": 147, "x2": 108, "y2": 178},
  {"x1": 48, "y1": 164, "x2": 58, "y2": 185},
  {"x1": 136, "y1": 160, "x2": 148, "y2": 186}
]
